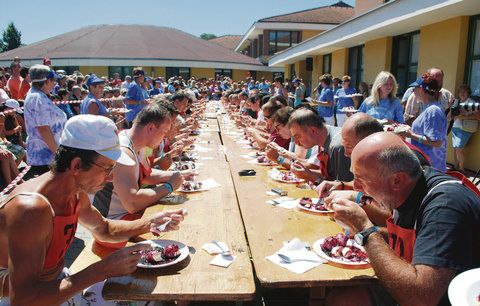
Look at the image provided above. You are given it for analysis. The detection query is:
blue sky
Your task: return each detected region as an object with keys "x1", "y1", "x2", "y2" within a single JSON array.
[{"x1": 0, "y1": 0, "x2": 354, "y2": 45}]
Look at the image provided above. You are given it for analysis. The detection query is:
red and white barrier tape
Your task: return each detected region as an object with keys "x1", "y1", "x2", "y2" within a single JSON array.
[{"x1": 0, "y1": 165, "x2": 31, "y2": 199}]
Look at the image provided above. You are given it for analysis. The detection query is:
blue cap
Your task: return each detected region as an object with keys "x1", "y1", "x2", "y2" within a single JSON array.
[
  {"x1": 409, "y1": 77, "x2": 437, "y2": 95},
  {"x1": 293, "y1": 78, "x2": 301, "y2": 83},
  {"x1": 86, "y1": 74, "x2": 105, "y2": 87},
  {"x1": 46, "y1": 69, "x2": 60, "y2": 80}
]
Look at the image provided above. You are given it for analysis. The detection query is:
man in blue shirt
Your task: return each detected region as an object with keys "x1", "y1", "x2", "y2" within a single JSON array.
[
  {"x1": 149, "y1": 78, "x2": 164, "y2": 96},
  {"x1": 125, "y1": 67, "x2": 146, "y2": 125}
]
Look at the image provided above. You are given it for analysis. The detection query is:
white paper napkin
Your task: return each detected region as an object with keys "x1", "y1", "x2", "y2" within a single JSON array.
[
  {"x1": 200, "y1": 178, "x2": 221, "y2": 189},
  {"x1": 210, "y1": 254, "x2": 235, "y2": 268},
  {"x1": 235, "y1": 138, "x2": 251, "y2": 144},
  {"x1": 202, "y1": 241, "x2": 229, "y2": 254},
  {"x1": 266, "y1": 191, "x2": 278, "y2": 196},
  {"x1": 266, "y1": 197, "x2": 297, "y2": 209},
  {"x1": 241, "y1": 154, "x2": 256, "y2": 159},
  {"x1": 193, "y1": 145, "x2": 211, "y2": 152},
  {"x1": 266, "y1": 237, "x2": 326, "y2": 274},
  {"x1": 269, "y1": 168, "x2": 281, "y2": 179},
  {"x1": 199, "y1": 157, "x2": 213, "y2": 160}
]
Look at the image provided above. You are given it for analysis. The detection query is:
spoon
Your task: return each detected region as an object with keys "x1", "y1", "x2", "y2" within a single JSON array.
[
  {"x1": 212, "y1": 240, "x2": 231, "y2": 256},
  {"x1": 156, "y1": 219, "x2": 172, "y2": 232},
  {"x1": 277, "y1": 253, "x2": 323, "y2": 264}
]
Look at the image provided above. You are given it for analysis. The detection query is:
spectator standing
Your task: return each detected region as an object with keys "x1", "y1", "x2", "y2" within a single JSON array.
[
  {"x1": 358, "y1": 71, "x2": 404, "y2": 123},
  {"x1": 125, "y1": 68, "x2": 146, "y2": 125},
  {"x1": 17, "y1": 66, "x2": 30, "y2": 101},
  {"x1": 401, "y1": 73, "x2": 447, "y2": 172},
  {"x1": 24, "y1": 65, "x2": 67, "y2": 176},
  {"x1": 335, "y1": 75, "x2": 358, "y2": 127},
  {"x1": 6, "y1": 62, "x2": 22, "y2": 100},
  {"x1": 315, "y1": 74, "x2": 335, "y2": 125},
  {"x1": 451, "y1": 84, "x2": 479, "y2": 173},
  {"x1": 80, "y1": 74, "x2": 109, "y2": 116},
  {"x1": 121, "y1": 75, "x2": 132, "y2": 90}
]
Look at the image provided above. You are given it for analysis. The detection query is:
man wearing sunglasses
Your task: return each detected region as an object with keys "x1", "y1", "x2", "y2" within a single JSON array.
[{"x1": 0, "y1": 115, "x2": 186, "y2": 305}]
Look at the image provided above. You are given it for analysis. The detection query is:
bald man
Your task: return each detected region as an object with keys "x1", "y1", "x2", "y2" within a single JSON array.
[
  {"x1": 317, "y1": 113, "x2": 430, "y2": 198},
  {"x1": 324, "y1": 132, "x2": 480, "y2": 306},
  {"x1": 404, "y1": 67, "x2": 454, "y2": 122}
]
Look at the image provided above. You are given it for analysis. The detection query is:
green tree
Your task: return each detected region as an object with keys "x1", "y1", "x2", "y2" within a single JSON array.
[
  {"x1": 200, "y1": 33, "x2": 217, "y2": 40},
  {"x1": 1, "y1": 22, "x2": 22, "y2": 52}
]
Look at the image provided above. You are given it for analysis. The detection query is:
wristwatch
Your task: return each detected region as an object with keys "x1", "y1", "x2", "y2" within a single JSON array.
[{"x1": 354, "y1": 226, "x2": 379, "y2": 246}]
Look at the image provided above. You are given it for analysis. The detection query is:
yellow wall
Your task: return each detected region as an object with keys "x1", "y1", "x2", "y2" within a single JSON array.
[
  {"x1": 312, "y1": 55, "x2": 323, "y2": 88},
  {"x1": 418, "y1": 16, "x2": 469, "y2": 93},
  {"x1": 153, "y1": 67, "x2": 166, "y2": 78},
  {"x1": 256, "y1": 71, "x2": 273, "y2": 81},
  {"x1": 364, "y1": 37, "x2": 392, "y2": 84},
  {"x1": 331, "y1": 49, "x2": 348, "y2": 77},
  {"x1": 191, "y1": 68, "x2": 215, "y2": 79},
  {"x1": 417, "y1": 16, "x2": 476, "y2": 169},
  {"x1": 233, "y1": 69, "x2": 249, "y2": 82},
  {"x1": 301, "y1": 30, "x2": 323, "y2": 41},
  {"x1": 284, "y1": 64, "x2": 291, "y2": 80},
  {"x1": 79, "y1": 66, "x2": 108, "y2": 77}
]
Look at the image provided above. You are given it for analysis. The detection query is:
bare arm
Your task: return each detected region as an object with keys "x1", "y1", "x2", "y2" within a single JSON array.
[
  {"x1": 87, "y1": 102, "x2": 100, "y2": 115},
  {"x1": 327, "y1": 198, "x2": 456, "y2": 306},
  {"x1": 5, "y1": 197, "x2": 106, "y2": 305},
  {"x1": 36, "y1": 126, "x2": 57, "y2": 153},
  {"x1": 111, "y1": 148, "x2": 179, "y2": 214},
  {"x1": 366, "y1": 232, "x2": 455, "y2": 305}
]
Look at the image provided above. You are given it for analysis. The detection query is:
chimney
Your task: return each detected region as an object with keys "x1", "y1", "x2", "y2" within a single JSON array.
[{"x1": 355, "y1": 0, "x2": 386, "y2": 16}]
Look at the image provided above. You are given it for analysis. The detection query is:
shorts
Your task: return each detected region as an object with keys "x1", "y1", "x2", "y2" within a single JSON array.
[
  {"x1": 368, "y1": 284, "x2": 399, "y2": 306},
  {"x1": 451, "y1": 127, "x2": 473, "y2": 148},
  {"x1": 5, "y1": 143, "x2": 25, "y2": 161}
]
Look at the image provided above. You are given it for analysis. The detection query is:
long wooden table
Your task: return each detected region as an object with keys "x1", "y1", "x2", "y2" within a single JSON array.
[
  {"x1": 71, "y1": 119, "x2": 256, "y2": 301},
  {"x1": 70, "y1": 113, "x2": 376, "y2": 302},
  {"x1": 218, "y1": 115, "x2": 376, "y2": 288}
]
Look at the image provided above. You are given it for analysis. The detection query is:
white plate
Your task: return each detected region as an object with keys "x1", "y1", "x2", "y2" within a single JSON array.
[
  {"x1": 178, "y1": 187, "x2": 208, "y2": 193},
  {"x1": 339, "y1": 107, "x2": 358, "y2": 113},
  {"x1": 448, "y1": 268, "x2": 480, "y2": 306},
  {"x1": 383, "y1": 124, "x2": 410, "y2": 134},
  {"x1": 297, "y1": 198, "x2": 333, "y2": 214},
  {"x1": 253, "y1": 161, "x2": 278, "y2": 166},
  {"x1": 271, "y1": 176, "x2": 305, "y2": 184},
  {"x1": 137, "y1": 239, "x2": 189, "y2": 268},
  {"x1": 312, "y1": 238, "x2": 369, "y2": 266}
]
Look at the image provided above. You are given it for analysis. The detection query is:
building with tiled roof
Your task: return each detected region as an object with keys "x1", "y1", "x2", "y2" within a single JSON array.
[
  {"x1": 0, "y1": 24, "x2": 282, "y2": 81},
  {"x1": 209, "y1": 35, "x2": 243, "y2": 50},
  {"x1": 268, "y1": 0, "x2": 480, "y2": 171},
  {"x1": 258, "y1": 1, "x2": 354, "y2": 24},
  {"x1": 235, "y1": 1, "x2": 354, "y2": 61}
]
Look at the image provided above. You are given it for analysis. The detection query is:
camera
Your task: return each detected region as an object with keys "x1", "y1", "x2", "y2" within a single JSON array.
[{"x1": 450, "y1": 99, "x2": 480, "y2": 116}]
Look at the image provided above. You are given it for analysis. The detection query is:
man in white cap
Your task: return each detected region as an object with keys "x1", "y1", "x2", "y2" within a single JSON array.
[{"x1": 0, "y1": 115, "x2": 186, "y2": 305}]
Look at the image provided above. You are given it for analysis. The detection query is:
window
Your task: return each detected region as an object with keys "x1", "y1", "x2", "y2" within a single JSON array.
[
  {"x1": 348, "y1": 45, "x2": 364, "y2": 89},
  {"x1": 268, "y1": 31, "x2": 300, "y2": 55},
  {"x1": 166, "y1": 67, "x2": 191, "y2": 80},
  {"x1": 290, "y1": 63, "x2": 296, "y2": 80},
  {"x1": 466, "y1": 15, "x2": 480, "y2": 97},
  {"x1": 109, "y1": 66, "x2": 134, "y2": 79},
  {"x1": 322, "y1": 54, "x2": 332, "y2": 74},
  {"x1": 391, "y1": 31, "x2": 419, "y2": 96},
  {"x1": 53, "y1": 66, "x2": 80, "y2": 75},
  {"x1": 214, "y1": 69, "x2": 232, "y2": 79}
]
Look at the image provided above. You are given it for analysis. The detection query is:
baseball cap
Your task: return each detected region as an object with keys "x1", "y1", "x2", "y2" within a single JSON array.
[
  {"x1": 409, "y1": 77, "x2": 437, "y2": 95},
  {"x1": 59, "y1": 115, "x2": 134, "y2": 166},
  {"x1": 293, "y1": 78, "x2": 301, "y2": 84},
  {"x1": 4, "y1": 99, "x2": 23, "y2": 114},
  {"x1": 30, "y1": 67, "x2": 60, "y2": 83},
  {"x1": 86, "y1": 74, "x2": 105, "y2": 87}
]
